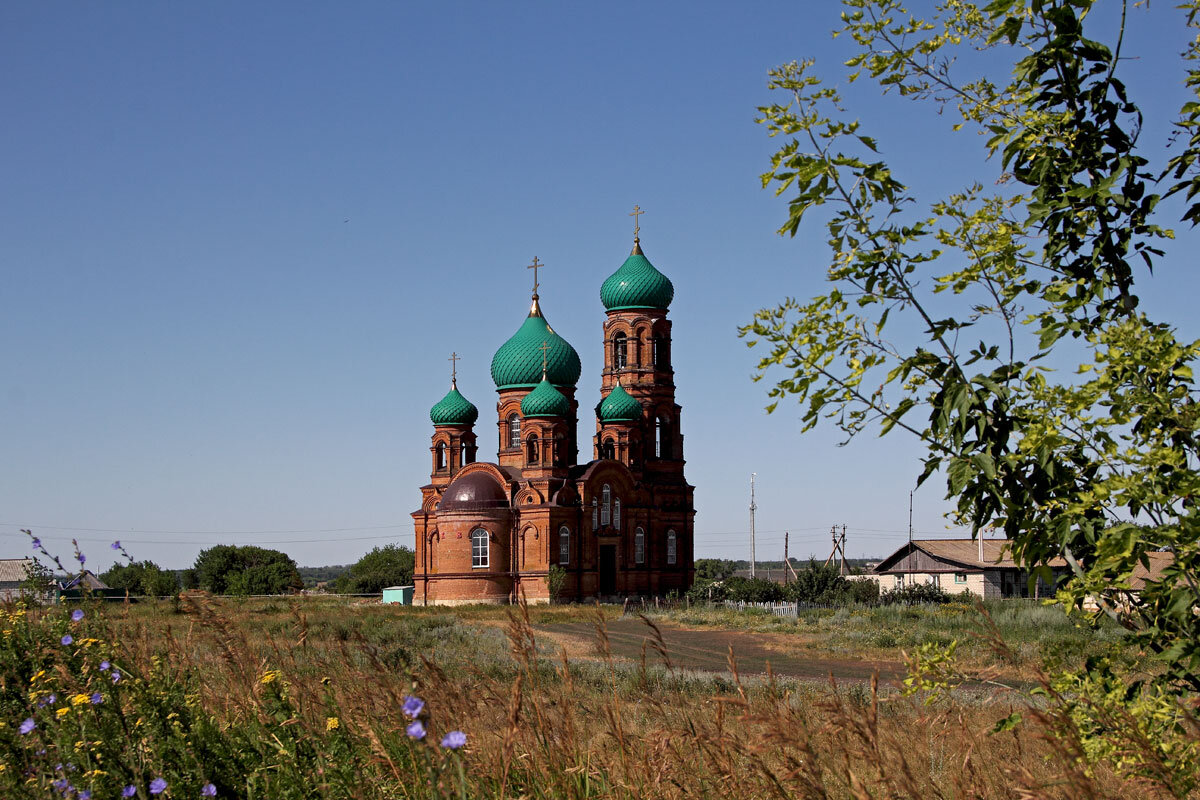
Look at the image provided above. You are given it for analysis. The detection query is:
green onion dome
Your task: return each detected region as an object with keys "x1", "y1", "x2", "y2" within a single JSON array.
[
  {"x1": 490, "y1": 297, "x2": 582, "y2": 389},
  {"x1": 520, "y1": 377, "x2": 571, "y2": 418},
  {"x1": 430, "y1": 383, "x2": 479, "y2": 426},
  {"x1": 599, "y1": 242, "x2": 674, "y2": 311},
  {"x1": 597, "y1": 382, "x2": 643, "y2": 423}
]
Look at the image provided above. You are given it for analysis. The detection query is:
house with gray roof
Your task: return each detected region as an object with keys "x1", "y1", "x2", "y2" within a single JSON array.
[{"x1": 871, "y1": 539, "x2": 1069, "y2": 599}]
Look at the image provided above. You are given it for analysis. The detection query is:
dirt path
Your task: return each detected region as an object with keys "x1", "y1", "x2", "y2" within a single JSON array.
[{"x1": 536, "y1": 617, "x2": 904, "y2": 684}]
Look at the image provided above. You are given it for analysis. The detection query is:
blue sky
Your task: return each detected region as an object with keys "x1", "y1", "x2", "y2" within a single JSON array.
[{"x1": 2, "y1": 2, "x2": 1196, "y2": 572}]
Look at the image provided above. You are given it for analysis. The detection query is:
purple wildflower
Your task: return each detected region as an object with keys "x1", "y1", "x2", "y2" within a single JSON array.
[
  {"x1": 61, "y1": 634, "x2": 74, "y2": 646},
  {"x1": 90, "y1": 692, "x2": 102, "y2": 705},
  {"x1": 31, "y1": 538, "x2": 41, "y2": 549},
  {"x1": 19, "y1": 718, "x2": 35, "y2": 735},
  {"x1": 149, "y1": 777, "x2": 167, "y2": 794},
  {"x1": 441, "y1": 730, "x2": 467, "y2": 749},
  {"x1": 78, "y1": 554, "x2": 86, "y2": 565},
  {"x1": 202, "y1": 783, "x2": 217, "y2": 797},
  {"x1": 122, "y1": 786, "x2": 136, "y2": 798},
  {"x1": 40, "y1": 693, "x2": 57, "y2": 707},
  {"x1": 100, "y1": 661, "x2": 110, "y2": 671},
  {"x1": 80, "y1": 792, "x2": 92, "y2": 800},
  {"x1": 111, "y1": 671, "x2": 121, "y2": 683},
  {"x1": 111, "y1": 541, "x2": 121, "y2": 550},
  {"x1": 401, "y1": 695, "x2": 424, "y2": 719},
  {"x1": 406, "y1": 720, "x2": 426, "y2": 739},
  {"x1": 51, "y1": 778, "x2": 69, "y2": 792},
  {"x1": 71, "y1": 609, "x2": 84, "y2": 622}
]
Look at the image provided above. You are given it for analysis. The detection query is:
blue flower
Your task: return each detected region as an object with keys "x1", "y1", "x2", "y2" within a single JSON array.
[
  {"x1": 149, "y1": 777, "x2": 167, "y2": 794},
  {"x1": 406, "y1": 720, "x2": 426, "y2": 739},
  {"x1": 71, "y1": 609, "x2": 84, "y2": 622},
  {"x1": 79, "y1": 792, "x2": 92, "y2": 800},
  {"x1": 19, "y1": 718, "x2": 35, "y2": 735},
  {"x1": 111, "y1": 541, "x2": 121, "y2": 550},
  {"x1": 90, "y1": 692, "x2": 102, "y2": 705},
  {"x1": 100, "y1": 661, "x2": 110, "y2": 671},
  {"x1": 61, "y1": 635, "x2": 74, "y2": 646},
  {"x1": 202, "y1": 783, "x2": 217, "y2": 797},
  {"x1": 111, "y1": 671, "x2": 121, "y2": 683},
  {"x1": 122, "y1": 786, "x2": 136, "y2": 798},
  {"x1": 441, "y1": 730, "x2": 467, "y2": 749},
  {"x1": 31, "y1": 538, "x2": 41, "y2": 549},
  {"x1": 51, "y1": 778, "x2": 69, "y2": 793},
  {"x1": 78, "y1": 554, "x2": 86, "y2": 565},
  {"x1": 401, "y1": 695, "x2": 424, "y2": 719}
]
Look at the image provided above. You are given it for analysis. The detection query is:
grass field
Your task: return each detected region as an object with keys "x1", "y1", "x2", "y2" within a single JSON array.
[{"x1": 0, "y1": 594, "x2": 1189, "y2": 799}]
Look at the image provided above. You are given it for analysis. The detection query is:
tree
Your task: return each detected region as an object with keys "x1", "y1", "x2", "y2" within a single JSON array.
[
  {"x1": 694, "y1": 558, "x2": 736, "y2": 581},
  {"x1": 192, "y1": 545, "x2": 302, "y2": 596},
  {"x1": 333, "y1": 545, "x2": 415, "y2": 595},
  {"x1": 101, "y1": 560, "x2": 178, "y2": 597},
  {"x1": 744, "y1": 0, "x2": 1200, "y2": 692}
]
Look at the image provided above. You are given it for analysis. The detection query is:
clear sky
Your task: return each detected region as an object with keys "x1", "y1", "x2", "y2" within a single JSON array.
[{"x1": 2, "y1": 2, "x2": 1196, "y2": 573}]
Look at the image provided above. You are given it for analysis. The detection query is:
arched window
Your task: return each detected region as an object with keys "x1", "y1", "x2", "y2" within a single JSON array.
[
  {"x1": 558, "y1": 525, "x2": 570, "y2": 565},
  {"x1": 667, "y1": 530, "x2": 677, "y2": 566},
  {"x1": 508, "y1": 414, "x2": 521, "y2": 448},
  {"x1": 471, "y1": 529, "x2": 489, "y2": 569},
  {"x1": 592, "y1": 497, "x2": 599, "y2": 529},
  {"x1": 601, "y1": 438, "x2": 615, "y2": 460},
  {"x1": 634, "y1": 528, "x2": 646, "y2": 565},
  {"x1": 554, "y1": 433, "x2": 566, "y2": 465},
  {"x1": 651, "y1": 336, "x2": 659, "y2": 366},
  {"x1": 463, "y1": 443, "x2": 474, "y2": 465},
  {"x1": 526, "y1": 434, "x2": 539, "y2": 465},
  {"x1": 435, "y1": 442, "x2": 447, "y2": 470},
  {"x1": 656, "y1": 417, "x2": 671, "y2": 459},
  {"x1": 613, "y1": 332, "x2": 627, "y2": 369},
  {"x1": 654, "y1": 335, "x2": 669, "y2": 368},
  {"x1": 601, "y1": 484, "x2": 612, "y2": 525},
  {"x1": 613, "y1": 498, "x2": 621, "y2": 529}
]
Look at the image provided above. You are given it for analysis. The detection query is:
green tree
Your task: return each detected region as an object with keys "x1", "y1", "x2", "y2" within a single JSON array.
[
  {"x1": 333, "y1": 545, "x2": 415, "y2": 595},
  {"x1": 694, "y1": 558, "x2": 736, "y2": 581},
  {"x1": 101, "y1": 560, "x2": 178, "y2": 597},
  {"x1": 744, "y1": 0, "x2": 1200, "y2": 691},
  {"x1": 192, "y1": 545, "x2": 302, "y2": 596}
]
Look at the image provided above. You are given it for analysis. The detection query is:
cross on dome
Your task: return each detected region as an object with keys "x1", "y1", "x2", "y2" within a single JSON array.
[
  {"x1": 527, "y1": 256, "x2": 544, "y2": 299},
  {"x1": 448, "y1": 351, "x2": 460, "y2": 387},
  {"x1": 629, "y1": 204, "x2": 644, "y2": 243}
]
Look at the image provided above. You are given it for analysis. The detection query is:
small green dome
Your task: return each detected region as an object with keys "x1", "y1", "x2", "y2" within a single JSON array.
[
  {"x1": 430, "y1": 384, "x2": 478, "y2": 426},
  {"x1": 491, "y1": 298, "x2": 582, "y2": 389},
  {"x1": 521, "y1": 377, "x2": 571, "y2": 418},
  {"x1": 599, "y1": 244, "x2": 674, "y2": 311},
  {"x1": 597, "y1": 382, "x2": 643, "y2": 423}
]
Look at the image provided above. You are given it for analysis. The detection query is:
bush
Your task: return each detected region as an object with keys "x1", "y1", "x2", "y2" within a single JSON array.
[
  {"x1": 101, "y1": 560, "x2": 178, "y2": 597},
  {"x1": 192, "y1": 546, "x2": 303, "y2": 596},
  {"x1": 879, "y1": 581, "x2": 953, "y2": 606},
  {"x1": 332, "y1": 545, "x2": 415, "y2": 595}
]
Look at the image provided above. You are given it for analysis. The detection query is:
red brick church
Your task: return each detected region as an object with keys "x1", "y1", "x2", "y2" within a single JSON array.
[{"x1": 411, "y1": 218, "x2": 696, "y2": 605}]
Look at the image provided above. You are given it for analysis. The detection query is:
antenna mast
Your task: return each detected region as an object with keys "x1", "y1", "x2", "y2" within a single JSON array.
[
  {"x1": 749, "y1": 473, "x2": 757, "y2": 579},
  {"x1": 908, "y1": 491, "x2": 914, "y2": 544}
]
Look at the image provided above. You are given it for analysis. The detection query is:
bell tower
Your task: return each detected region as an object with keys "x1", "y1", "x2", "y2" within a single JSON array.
[{"x1": 428, "y1": 353, "x2": 479, "y2": 487}]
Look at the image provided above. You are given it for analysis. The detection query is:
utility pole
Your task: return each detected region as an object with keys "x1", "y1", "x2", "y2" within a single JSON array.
[
  {"x1": 840, "y1": 523, "x2": 847, "y2": 576},
  {"x1": 783, "y1": 531, "x2": 789, "y2": 585},
  {"x1": 749, "y1": 473, "x2": 757, "y2": 579},
  {"x1": 908, "y1": 491, "x2": 914, "y2": 544}
]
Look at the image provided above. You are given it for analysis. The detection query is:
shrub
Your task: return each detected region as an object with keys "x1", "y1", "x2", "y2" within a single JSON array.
[{"x1": 879, "y1": 582, "x2": 953, "y2": 606}]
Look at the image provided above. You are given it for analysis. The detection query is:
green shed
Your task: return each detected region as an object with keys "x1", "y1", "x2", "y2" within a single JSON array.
[{"x1": 382, "y1": 585, "x2": 414, "y2": 605}]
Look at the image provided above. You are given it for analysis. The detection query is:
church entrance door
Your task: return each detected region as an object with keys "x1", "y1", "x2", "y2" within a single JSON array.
[{"x1": 599, "y1": 545, "x2": 617, "y2": 595}]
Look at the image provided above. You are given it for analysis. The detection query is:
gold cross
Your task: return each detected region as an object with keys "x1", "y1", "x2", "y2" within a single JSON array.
[
  {"x1": 448, "y1": 351, "x2": 460, "y2": 386},
  {"x1": 527, "y1": 256, "x2": 544, "y2": 297},
  {"x1": 629, "y1": 204, "x2": 644, "y2": 241},
  {"x1": 538, "y1": 340, "x2": 551, "y2": 376}
]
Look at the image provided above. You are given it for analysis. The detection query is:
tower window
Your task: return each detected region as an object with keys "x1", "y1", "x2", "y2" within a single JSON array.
[
  {"x1": 601, "y1": 438, "x2": 615, "y2": 460},
  {"x1": 559, "y1": 525, "x2": 570, "y2": 565},
  {"x1": 654, "y1": 336, "x2": 670, "y2": 368},
  {"x1": 634, "y1": 528, "x2": 645, "y2": 565},
  {"x1": 592, "y1": 497, "x2": 599, "y2": 529},
  {"x1": 601, "y1": 484, "x2": 612, "y2": 525},
  {"x1": 527, "y1": 434, "x2": 539, "y2": 465},
  {"x1": 435, "y1": 442, "x2": 447, "y2": 470},
  {"x1": 613, "y1": 498, "x2": 621, "y2": 529},
  {"x1": 554, "y1": 433, "x2": 565, "y2": 466},
  {"x1": 463, "y1": 442, "x2": 474, "y2": 465},
  {"x1": 508, "y1": 414, "x2": 521, "y2": 449},
  {"x1": 667, "y1": 530, "x2": 677, "y2": 566},
  {"x1": 613, "y1": 332, "x2": 627, "y2": 369},
  {"x1": 471, "y1": 529, "x2": 489, "y2": 569}
]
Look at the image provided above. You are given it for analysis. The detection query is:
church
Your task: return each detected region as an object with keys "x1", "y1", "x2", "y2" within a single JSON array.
[{"x1": 411, "y1": 214, "x2": 696, "y2": 605}]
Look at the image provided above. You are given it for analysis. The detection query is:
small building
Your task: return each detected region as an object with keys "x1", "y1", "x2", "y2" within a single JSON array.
[
  {"x1": 0, "y1": 558, "x2": 43, "y2": 601},
  {"x1": 871, "y1": 539, "x2": 1068, "y2": 599}
]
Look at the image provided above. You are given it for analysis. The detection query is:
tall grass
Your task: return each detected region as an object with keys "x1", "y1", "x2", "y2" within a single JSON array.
[{"x1": 0, "y1": 595, "x2": 1191, "y2": 799}]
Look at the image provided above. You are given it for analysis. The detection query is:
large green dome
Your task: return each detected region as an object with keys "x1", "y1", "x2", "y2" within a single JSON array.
[
  {"x1": 430, "y1": 384, "x2": 478, "y2": 426},
  {"x1": 597, "y1": 382, "x2": 643, "y2": 423},
  {"x1": 599, "y1": 243, "x2": 674, "y2": 311},
  {"x1": 521, "y1": 377, "x2": 571, "y2": 418},
  {"x1": 491, "y1": 298, "x2": 582, "y2": 389}
]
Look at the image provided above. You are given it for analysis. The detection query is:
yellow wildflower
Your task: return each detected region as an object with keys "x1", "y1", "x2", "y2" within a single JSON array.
[
  {"x1": 56, "y1": 708, "x2": 70, "y2": 718},
  {"x1": 70, "y1": 694, "x2": 90, "y2": 707},
  {"x1": 259, "y1": 670, "x2": 281, "y2": 686},
  {"x1": 325, "y1": 717, "x2": 340, "y2": 731},
  {"x1": 30, "y1": 670, "x2": 46, "y2": 684}
]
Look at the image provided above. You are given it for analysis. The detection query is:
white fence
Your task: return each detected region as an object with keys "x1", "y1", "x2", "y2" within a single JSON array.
[{"x1": 721, "y1": 600, "x2": 811, "y2": 617}]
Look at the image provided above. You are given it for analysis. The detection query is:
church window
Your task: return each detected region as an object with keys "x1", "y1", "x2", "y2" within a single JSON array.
[
  {"x1": 613, "y1": 498, "x2": 621, "y2": 529},
  {"x1": 592, "y1": 497, "x2": 599, "y2": 529},
  {"x1": 471, "y1": 529, "x2": 489, "y2": 569},
  {"x1": 508, "y1": 414, "x2": 520, "y2": 448},
  {"x1": 601, "y1": 484, "x2": 611, "y2": 525},
  {"x1": 526, "y1": 434, "x2": 539, "y2": 465},
  {"x1": 634, "y1": 528, "x2": 645, "y2": 565},
  {"x1": 554, "y1": 433, "x2": 565, "y2": 465},
  {"x1": 613, "y1": 333, "x2": 627, "y2": 369},
  {"x1": 601, "y1": 438, "x2": 615, "y2": 460},
  {"x1": 656, "y1": 336, "x2": 670, "y2": 368},
  {"x1": 463, "y1": 443, "x2": 474, "y2": 465},
  {"x1": 435, "y1": 442, "x2": 446, "y2": 470},
  {"x1": 559, "y1": 526, "x2": 570, "y2": 565},
  {"x1": 667, "y1": 530, "x2": 677, "y2": 565}
]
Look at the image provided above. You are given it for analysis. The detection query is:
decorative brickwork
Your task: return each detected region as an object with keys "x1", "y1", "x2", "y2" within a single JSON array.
[{"x1": 412, "y1": 236, "x2": 695, "y2": 605}]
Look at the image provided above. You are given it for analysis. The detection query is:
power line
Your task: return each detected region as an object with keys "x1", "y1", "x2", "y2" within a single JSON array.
[{"x1": 1, "y1": 522, "x2": 408, "y2": 535}]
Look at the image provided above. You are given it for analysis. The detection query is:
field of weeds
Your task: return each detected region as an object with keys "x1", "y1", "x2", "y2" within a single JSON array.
[{"x1": 0, "y1": 595, "x2": 1190, "y2": 799}]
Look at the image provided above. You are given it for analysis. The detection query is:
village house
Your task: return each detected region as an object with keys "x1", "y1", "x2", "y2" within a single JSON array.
[{"x1": 870, "y1": 539, "x2": 1069, "y2": 599}]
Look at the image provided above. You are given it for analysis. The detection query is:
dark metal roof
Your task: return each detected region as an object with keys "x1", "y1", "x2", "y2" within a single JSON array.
[{"x1": 439, "y1": 471, "x2": 510, "y2": 512}]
